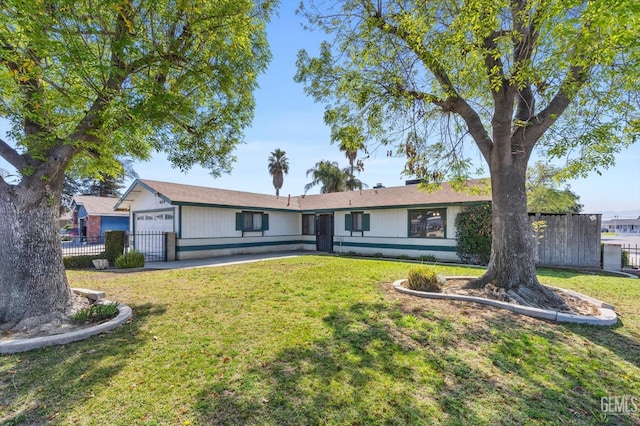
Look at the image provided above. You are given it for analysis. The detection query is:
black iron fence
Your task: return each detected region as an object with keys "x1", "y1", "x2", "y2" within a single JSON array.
[
  {"x1": 61, "y1": 235, "x2": 111, "y2": 258},
  {"x1": 62, "y1": 232, "x2": 167, "y2": 262},
  {"x1": 128, "y1": 232, "x2": 166, "y2": 262},
  {"x1": 622, "y1": 244, "x2": 639, "y2": 269}
]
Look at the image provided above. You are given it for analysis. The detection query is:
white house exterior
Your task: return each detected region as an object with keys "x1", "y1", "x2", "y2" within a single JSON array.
[{"x1": 115, "y1": 179, "x2": 491, "y2": 261}]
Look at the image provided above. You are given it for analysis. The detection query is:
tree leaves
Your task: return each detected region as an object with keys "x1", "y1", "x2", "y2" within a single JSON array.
[{"x1": 0, "y1": 0, "x2": 277, "y2": 185}]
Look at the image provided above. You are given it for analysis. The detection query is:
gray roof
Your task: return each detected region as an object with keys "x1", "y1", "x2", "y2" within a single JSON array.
[
  {"x1": 73, "y1": 195, "x2": 129, "y2": 216},
  {"x1": 117, "y1": 179, "x2": 491, "y2": 212}
]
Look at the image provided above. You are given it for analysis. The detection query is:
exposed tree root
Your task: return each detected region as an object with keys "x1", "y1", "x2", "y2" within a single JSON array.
[{"x1": 464, "y1": 277, "x2": 568, "y2": 311}]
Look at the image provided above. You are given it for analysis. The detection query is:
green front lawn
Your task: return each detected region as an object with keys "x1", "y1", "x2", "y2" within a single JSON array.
[{"x1": 1, "y1": 256, "x2": 639, "y2": 425}]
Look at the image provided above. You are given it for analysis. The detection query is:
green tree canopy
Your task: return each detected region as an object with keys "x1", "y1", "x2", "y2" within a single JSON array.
[
  {"x1": 0, "y1": 0, "x2": 277, "y2": 325},
  {"x1": 296, "y1": 0, "x2": 639, "y2": 309},
  {"x1": 526, "y1": 162, "x2": 583, "y2": 214}
]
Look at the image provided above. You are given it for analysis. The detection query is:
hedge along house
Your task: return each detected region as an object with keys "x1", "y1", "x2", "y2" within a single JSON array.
[
  {"x1": 115, "y1": 179, "x2": 491, "y2": 261},
  {"x1": 71, "y1": 195, "x2": 130, "y2": 242}
]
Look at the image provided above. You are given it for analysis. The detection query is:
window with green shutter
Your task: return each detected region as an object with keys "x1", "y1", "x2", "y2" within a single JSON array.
[
  {"x1": 235, "y1": 211, "x2": 268, "y2": 232},
  {"x1": 345, "y1": 212, "x2": 370, "y2": 233}
]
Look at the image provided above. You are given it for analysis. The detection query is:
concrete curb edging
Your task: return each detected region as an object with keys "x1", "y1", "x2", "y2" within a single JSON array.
[
  {"x1": 392, "y1": 277, "x2": 617, "y2": 326},
  {"x1": 0, "y1": 291, "x2": 132, "y2": 354}
]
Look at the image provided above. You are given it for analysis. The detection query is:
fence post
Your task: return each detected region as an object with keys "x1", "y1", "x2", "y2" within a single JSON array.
[
  {"x1": 165, "y1": 232, "x2": 176, "y2": 261},
  {"x1": 602, "y1": 244, "x2": 622, "y2": 271}
]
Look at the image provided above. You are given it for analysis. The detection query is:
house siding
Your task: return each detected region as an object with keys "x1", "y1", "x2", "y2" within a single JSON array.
[
  {"x1": 176, "y1": 206, "x2": 304, "y2": 260},
  {"x1": 331, "y1": 206, "x2": 463, "y2": 261},
  {"x1": 120, "y1": 180, "x2": 491, "y2": 262},
  {"x1": 100, "y1": 216, "x2": 130, "y2": 234},
  {"x1": 128, "y1": 189, "x2": 179, "y2": 235}
]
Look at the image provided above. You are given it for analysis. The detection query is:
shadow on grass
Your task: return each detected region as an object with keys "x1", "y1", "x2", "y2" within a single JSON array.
[
  {"x1": 192, "y1": 302, "x2": 527, "y2": 425},
  {"x1": 465, "y1": 315, "x2": 640, "y2": 425},
  {"x1": 189, "y1": 297, "x2": 640, "y2": 425},
  {"x1": 566, "y1": 320, "x2": 640, "y2": 370},
  {"x1": 0, "y1": 303, "x2": 166, "y2": 425}
]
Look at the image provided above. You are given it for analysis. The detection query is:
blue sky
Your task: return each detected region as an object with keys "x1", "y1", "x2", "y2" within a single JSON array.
[{"x1": 1, "y1": 5, "x2": 639, "y2": 217}]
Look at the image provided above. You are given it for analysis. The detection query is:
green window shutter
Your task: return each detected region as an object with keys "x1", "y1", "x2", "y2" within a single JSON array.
[
  {"x1": 345, "y1": 213, "x2": 352, "y2": 231},
  {"x1": 262, "y1": 213, "x2": 269, "y2": 231},
  {"x1": 363, "y1": 213, "x2": 370, "y2": 231},
  {"x1": 235, "y1": 212, "x2": 243, "y2": 231}
]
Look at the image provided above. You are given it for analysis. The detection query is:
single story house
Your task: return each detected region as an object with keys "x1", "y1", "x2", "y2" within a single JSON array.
[
  {"x1": 71, "y1": 195, "x2": 130, "y2": 242},
  {"x1": 601, "y1": 217, "x2": 640, "y2": 234},
  {"x1": 115, "y1": 179, "x2": 491, "y2": 261}
]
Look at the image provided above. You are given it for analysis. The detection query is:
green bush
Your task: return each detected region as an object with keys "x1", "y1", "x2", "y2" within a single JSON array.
[
  {"x1": 455, "y1": 202, "x2": 492, "y2": 265},
  {"x1": 71, "y1": 302, "x2": 120, "y2": 324},
  {"x1": 104, "y1": 231, "x2": 126, "y2": 265},
  {"x1": 115, "y1": 250, "x2": 145, "y2": 269},
  {"x1": 622, "y1": 250, "x2": 630, "y2": 268},
  {"x1": 406, "y1": 266, "x2": 446, "y2": 292},
  {"x1": 64, "y1": 254, "x2": 106, "y2": 269},
  {"x1": 419, "y1": 254, "x2": 437, "y2": 262}
]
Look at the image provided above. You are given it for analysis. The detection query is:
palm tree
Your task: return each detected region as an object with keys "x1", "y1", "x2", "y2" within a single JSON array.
[
  {"x1": 267, "y1": 148, "x2": 289, "y2": 197},
  {"x1": 304, "y1": 160, "x2": 344, "y2": 194},
  {"x1": 342, "y1": 167, "x2": 368, "y2": 191},
  {"x1": 304, "y1": 161, "x2": 368, "y2": 193}
]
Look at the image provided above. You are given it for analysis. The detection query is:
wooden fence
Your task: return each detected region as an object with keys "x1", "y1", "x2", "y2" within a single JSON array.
[{"x1": 529, "y1": 213, "x2": 601, "y2": 269}]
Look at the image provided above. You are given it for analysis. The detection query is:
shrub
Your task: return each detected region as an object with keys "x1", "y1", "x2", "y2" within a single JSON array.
[
  {"x1": 64, "y1": 254, "x2": 106, "y2": 269},
  {"x1": 455, "y1": 202, "x2": 492, "y2": 265},
  {"x1": 115, "y1": 250, "x2": 145, "y2": 269},
  {"x1": 406, "y1": 266, "x2": 446, "y2": 292},
  {"x1": 104, "y1": 231, "x2": 126, "y2": 265},
  {"x1": 419, "y1": 254, "x2": 437, "y2": 262},
  {"x1": 71, "y1": 302, "x2": 120, "y2": 324},
  {"x1": 396, "y1": 254, "x2": 410, "y2": 260}
]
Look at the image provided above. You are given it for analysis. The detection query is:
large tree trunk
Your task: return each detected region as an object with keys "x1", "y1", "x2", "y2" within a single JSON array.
[
  {"x1": 467, "y1": 159, "x2": 566, "y2": 310},
  {"x1": 0, "y1": 185, "x2": 71, "y2": 328}
]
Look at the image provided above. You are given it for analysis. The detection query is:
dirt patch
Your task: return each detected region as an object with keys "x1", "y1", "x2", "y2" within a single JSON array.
[
  {"x1": 441, "y1": 279, "x2": 601, "y2": 316},
  {"x1": 0, "y1": 293, "x2": 98, "y2": 341},
  {"x1": 384, "y1": 278, "x2": 601, "y2": 318}
]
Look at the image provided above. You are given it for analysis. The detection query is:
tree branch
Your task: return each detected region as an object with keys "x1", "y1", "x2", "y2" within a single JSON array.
[
  {"x1": 511, "y1": 0, "x2": 539, "y2": 123},
  {"x1": 0, "y1": 137, "x2": 26, "y2": 170},
  {"x1": 68, "y1": 1, "x2": 134, "y2": 153},
  {"x1": 515, "y1": 65, "x2": 588, "y2": 146},
  {"x1": 369, "y1": 7, "x2": 493, "y2": 162}
]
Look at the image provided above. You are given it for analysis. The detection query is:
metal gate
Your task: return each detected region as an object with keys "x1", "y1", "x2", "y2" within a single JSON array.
[{"x1": 130, "y1": 232, "x2": 166, "y2": 262}]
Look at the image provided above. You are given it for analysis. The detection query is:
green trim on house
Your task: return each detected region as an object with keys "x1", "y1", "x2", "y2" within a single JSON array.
[
  {"x1": 177, "y1": 239, "x2": 307, "y2": 252},
  {"x1": 172, "y1": 201, "x2": 297, "y2": 213},
  {"x1": 116, "y1": 179, "x2": 173, "y2": 209},
  {"x1": 337, "y1": 241, "x2": 457, "y2": 252},
  {"x1": 175, "y1": 239, "x2": 457, "y2": 253},
  {"x1": 407, "y1": 208, "x2": 447, "y2": 239},
  {"x1": 132, "y1": 207, "x2": 175, "y2": 214},
  {"x1": 300, "y1": 201, "x2": 480, "y2": 214}
]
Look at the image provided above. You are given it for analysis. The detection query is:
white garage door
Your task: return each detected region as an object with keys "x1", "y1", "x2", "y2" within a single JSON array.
[
  {"x1": 134, "y1": 211, "x2": 174, "y2": 259},
  {"x1": 134, "y1": 211, "x2": 175, "y2": 233}
]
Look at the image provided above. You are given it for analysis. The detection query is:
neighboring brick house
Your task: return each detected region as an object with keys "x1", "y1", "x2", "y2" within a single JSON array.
[{"x1": 71, "y1": 196, "x2": 129, "y2": 242}]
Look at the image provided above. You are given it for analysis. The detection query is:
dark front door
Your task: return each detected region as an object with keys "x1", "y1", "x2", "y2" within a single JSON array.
[{"x1": 316, "y1": 213, "x2": 334, "y2": 253}]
